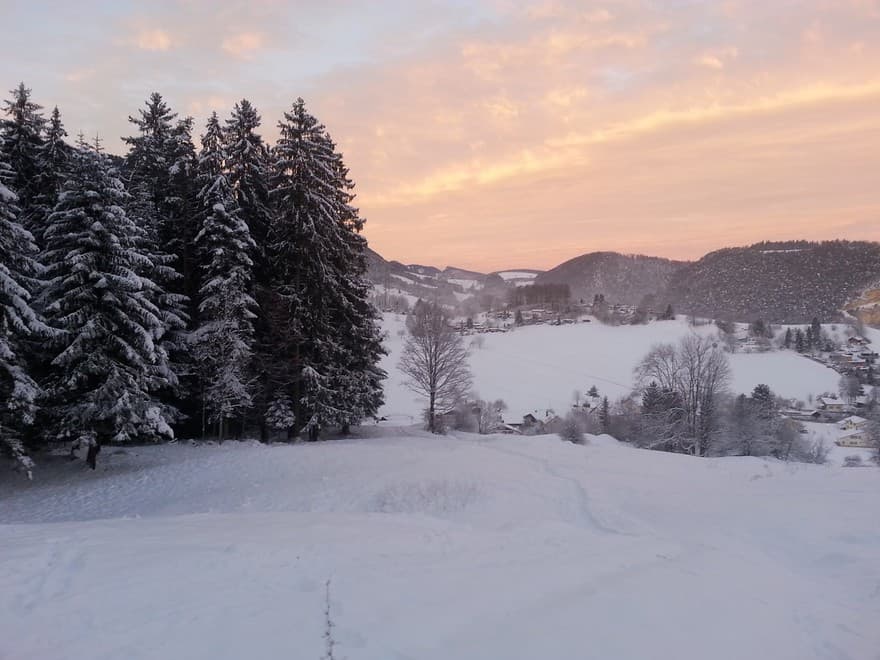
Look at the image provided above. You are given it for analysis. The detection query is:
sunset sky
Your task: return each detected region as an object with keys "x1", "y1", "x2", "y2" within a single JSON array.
[{"x1": 3, "y1": 0, "x2": 879, "y2": 271}]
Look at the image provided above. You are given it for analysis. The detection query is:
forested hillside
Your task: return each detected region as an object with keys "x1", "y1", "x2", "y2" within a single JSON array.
[
  {"x1": 535, "y1": 251, "x2": 686, "y2": 305},
  {"x1": 0, "y1": 83, "x2": 384, "y2": 474},
  {"x1": 665, "y1": 241, "x2": 880, "y2": 323}
]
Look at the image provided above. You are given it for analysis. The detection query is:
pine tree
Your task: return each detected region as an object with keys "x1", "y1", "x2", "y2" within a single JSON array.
[
  {"x1": 42, "y1": 138, "x2": 173, "y2": 467},
  {"x1": 164, "y1": 116, "x2": 201, "y2": 311},
  {"x1": 783, "y1": 327, "x2": 792, "y2": 349},
  {"x1": 224, "y1": 99, "x2": 271, "y2": 280},
  {"x1": 0, "y1": 83, "x2": 45, "y2": 221},
  {"x1": 193, "y1": 112, "x2": 257, "y2": 440},
  {"x1": 123, "y1": 93, "x2": 194, "y2": 426},
  {"x1": 795, "y1": 328, "x2": 805, "y2": 352},
  {"x1": 0, "y1": 154, "x2": 48, "y2": 476},
  {"x1": 599, "y1": 396, "x2": 610, "y2": 433},
  {"x1": 263, "y1": 98, "x2": 385, "y2": 436},
  {"x1": 27, "y1": 106, "x2": 71, "y2": 249},
  {"x1": 750, "y1": 383, "x2": 775, "y2": 419}
]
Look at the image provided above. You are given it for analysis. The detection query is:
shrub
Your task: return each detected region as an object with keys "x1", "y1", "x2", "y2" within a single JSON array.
[{"x1": 558, "y1": 413, "x2": 586, "y2": 445}]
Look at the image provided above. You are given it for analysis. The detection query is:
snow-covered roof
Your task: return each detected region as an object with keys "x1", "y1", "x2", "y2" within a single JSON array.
[{"x1": 838, "y1": 415, "x2": 868, "y2": 426}]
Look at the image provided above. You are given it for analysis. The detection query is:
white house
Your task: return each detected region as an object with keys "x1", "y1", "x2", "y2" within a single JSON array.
[
  {"x1": 836, "y1": 430, "x2": 873, "y2": 448},
  {"x1": 838, "y1": 415, "x2": 869, "y2": 431},
  {"x1": 818, "y1": 397, "x2": 847, "y2": 412}
]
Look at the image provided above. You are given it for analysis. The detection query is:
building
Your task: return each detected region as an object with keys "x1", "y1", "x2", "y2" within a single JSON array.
[
  {"x1": 818, "y1": 397, "x2": 847, "y2": 413},
  {"x1": 836, "y1": 430, "x2": 873, "y2": 448},
  {"x1": 838, "y1": 415, "x2": 869, "y2": 431}
]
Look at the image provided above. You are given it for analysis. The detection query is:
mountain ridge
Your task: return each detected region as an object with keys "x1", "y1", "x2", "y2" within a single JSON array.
[{"x1": 364, "y1": 240, "x2": 880, "y2": 323}]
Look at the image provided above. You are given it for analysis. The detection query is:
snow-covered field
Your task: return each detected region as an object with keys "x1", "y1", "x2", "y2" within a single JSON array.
[
  {"x1": 2, "y1": 432, "x2": 878, "y2": 660},
  {"x1": 380, "y1": 314, "x2": 847, "y2": 421}
]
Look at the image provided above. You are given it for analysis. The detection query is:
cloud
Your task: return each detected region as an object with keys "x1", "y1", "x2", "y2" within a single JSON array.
[
  {"x1": 64, "y1": 68, "x2": 96, "y2": 83},
  {"x1": 695, "y1": 46, "x2": 739, "y2": 70},
  {"x1": 133, "y1": 28, "x2": 174, "y2": 52},
  {"x1": 221, "y1": 32, "x2": 267, "y2": 58},
  {"x1": 11, "y1": 0, "x2": 880, "y2": 271}
]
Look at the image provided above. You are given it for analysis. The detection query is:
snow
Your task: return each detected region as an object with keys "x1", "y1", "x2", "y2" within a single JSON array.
[
  {"x1": 495, "y1": 270, "x2": 539, "y2": 281},
  {"x1": 380, "y1": 314, "x2": 846, "y2": 420},
  {"x1": 1, "y1": 433, "x2": 877, "y2": 660},
  {"x1": 801, "y1": 420, "x2": 877, "y2": 466},
  {"x1": 447, "y1": 277, "x2": 479, "y2": 290}
]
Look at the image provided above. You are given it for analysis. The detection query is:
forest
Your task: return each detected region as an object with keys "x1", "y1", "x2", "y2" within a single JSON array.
[{"x1": 0, "y1": 84, "x2": 385, "y2": 475}]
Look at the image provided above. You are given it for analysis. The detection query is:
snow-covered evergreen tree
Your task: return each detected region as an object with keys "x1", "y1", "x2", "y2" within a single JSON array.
[
  {"x1": 164, "y1": 116, "x2": 200, "y2": 307},
  {"x1": 123, "y1": 93, "x2": 194, "y2": 424},
  {"x1": 1, "y1": 83, "x2": 46, "y2": 231},
  {"x1": 0, "y1": 154, "x2": 47, "y2": 476},
  {"x1": 29, "y1": 106, "x2": 70, "y2": 249},
  {"x1": 265, "y1": 98, "x2": 385, "y2": 436},
  {"x1": 193, "y1": 112, "x2": 257, "y2": 439},
  {"x1": 224, "y1": 99, "x2": 271, "y2": 277},
  {"x1": 42, "y1": 138, "x2": 173, "y2": 466}
]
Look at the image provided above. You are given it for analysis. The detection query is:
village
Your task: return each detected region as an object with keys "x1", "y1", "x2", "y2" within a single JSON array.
[{"x1": 442, "y1": 312, "x2": 880, "y2": 453}]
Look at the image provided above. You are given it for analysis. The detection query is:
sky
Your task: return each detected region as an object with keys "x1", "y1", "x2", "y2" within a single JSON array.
[{"x1": 2, "y1": 0, "x2": 879, "y2": 272}]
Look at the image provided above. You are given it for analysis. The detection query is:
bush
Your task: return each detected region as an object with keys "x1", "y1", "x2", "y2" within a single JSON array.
[
  {"x1": 558, "y1": 413, "x2": 586, "y2": 445},
  {"x1": 843, "y1": 455, "x2": 863, "y2": 467},
  {"x1": 791, "y1": 438, "x2": 831, "y2": 464}
]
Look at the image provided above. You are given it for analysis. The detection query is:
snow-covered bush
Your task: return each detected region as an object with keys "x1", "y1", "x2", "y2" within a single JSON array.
[
  {"x1": 843, "y1": 455, "x2": 863, "y2": 468},
  {"x1": 558, "y1": 413, "x2": 586, "y2": 445},
  {"x1": 265, "y1": 395, "x2": 295, "y2": 435}
]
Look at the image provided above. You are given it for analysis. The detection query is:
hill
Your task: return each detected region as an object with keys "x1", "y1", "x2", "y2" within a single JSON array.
[
  {"x1": 2, "y1": 432, "x2": 876, "y2": 659},
  {"x1": 535, "y1": 252, "x2": 687, "y2": 305},
  {"x1": 665, "y1": 240, "x2": 880, "y2": 323},
  {"x1": 378, "y1": 313, "x2": 851, "y2": 422}
]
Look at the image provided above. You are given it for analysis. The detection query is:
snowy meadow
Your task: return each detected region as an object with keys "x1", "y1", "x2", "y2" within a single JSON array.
[{"x1": 1, "y1": 432, "x2": 878, "y2": 659}]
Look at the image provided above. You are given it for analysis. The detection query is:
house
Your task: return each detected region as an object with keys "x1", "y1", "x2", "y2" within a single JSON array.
[
  {"x1": 505, "y1": 412, "x2": 540, "y2": 433},
  {"x1": 818, "y1": 397, "x2": 847, "y2": 412},
  {"x1": 836, "y1": 430, "x2": 873, "y2": 448},
  {"x1": 505, "y1": 409, "x2": 559, "y2": 434},
  {"x1": 847, "y1": 336, "x2": 870, "y2": 347},
  {"x1": 838, "y1": 415, "x2": 869, "y2": 431},
  {"x1": 782, "y1": 408, "x2": 821, "y2": 421}
]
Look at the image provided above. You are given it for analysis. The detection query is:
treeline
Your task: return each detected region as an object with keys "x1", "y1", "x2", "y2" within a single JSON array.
[
  {"x1": 600, "y1": 336, "x2": 853, "y2": 461},
  {"x1": 0, "y1": 83, "x2": 385, "y2": 475},
  {"x1": 666, "y1": 240, "x2": 880, "y2": 323},
  {"x1": 507, "y1": 283, "x2": 570, "y2": 307}
]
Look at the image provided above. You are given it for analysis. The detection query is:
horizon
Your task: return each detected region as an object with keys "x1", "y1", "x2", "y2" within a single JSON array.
[
  {"x1": 391, "y1": 237, "x2": 880, "y2": 274},
  {"x1": 4, "y1": 0, "x2": 880, "y2": 271}
]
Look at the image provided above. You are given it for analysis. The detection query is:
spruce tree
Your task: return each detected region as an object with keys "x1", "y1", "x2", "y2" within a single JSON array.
[
  {"x1": 42, "y1": 139, "x2": 173, "y2": 467},
  {"x1": 123, "y1": 93, "x2": 194, "y2": 425},
  {"x1": 264, "y1": 98, "x2": 385, "y2": 437},
  {"x1": 224, "y1": 99, "x2": 271, "y2": 279},
  {"x1": 193, "y1": 112, "x2": 257, "y2": 439},
  {"x1": 29, "y1": 106, "x2": 71, "y2": 249},
  {"x1": 1, "y1": 83, "x2": 46, "y2": 231},
  {"x1": 0, "y1": 155, "x2": 47, "y2": 476},
  {"x1": 599, "y1": 396, "x2": 610, "y2": 433}
]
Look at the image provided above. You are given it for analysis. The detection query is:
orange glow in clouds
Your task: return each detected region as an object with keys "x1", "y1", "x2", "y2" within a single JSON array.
[
  {"x1": 315, "y1": 2, "x2": 880, "y2": 271},
  {"x1": 17, "y1": 0, "x2": 880, "y2": 272}
]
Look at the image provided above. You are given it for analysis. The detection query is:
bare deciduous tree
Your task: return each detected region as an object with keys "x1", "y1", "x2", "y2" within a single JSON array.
[
  {"x1": 635, "y1": 335, "x2": 730, "y2": 456},
  {"x1": 399, "y1": 301, "x2": 473, "y2": 433}
]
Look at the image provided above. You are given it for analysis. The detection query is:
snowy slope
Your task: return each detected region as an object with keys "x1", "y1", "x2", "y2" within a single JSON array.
[
  {"x1": 380, "y1": 314, "x2": 846, "y2": 420},
  {"x1": 1, "y1": 433, "x2": 878, "y2": 660}
]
